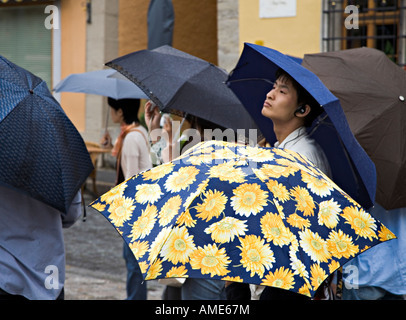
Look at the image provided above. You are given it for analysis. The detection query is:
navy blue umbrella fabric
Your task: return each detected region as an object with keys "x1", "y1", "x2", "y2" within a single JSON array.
[
  {"x1": 226, "y1": 43, "x2": 376, "y2": 209},
  {"x1": 0, "y1": 55, "x2": 94, "y2": 214}
]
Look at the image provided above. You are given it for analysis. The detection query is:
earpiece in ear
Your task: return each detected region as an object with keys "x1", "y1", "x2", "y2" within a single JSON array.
[{"x1": 295, "y1": 104, "x2": 306, "y2": 115}]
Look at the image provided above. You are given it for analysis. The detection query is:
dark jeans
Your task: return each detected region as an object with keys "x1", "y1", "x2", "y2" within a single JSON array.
[{"x1": 123, "y1": 243, "x2": 147, "y2": 300}]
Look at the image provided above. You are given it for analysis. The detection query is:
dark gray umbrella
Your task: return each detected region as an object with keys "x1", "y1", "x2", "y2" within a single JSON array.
[
  {"x1": 106, "y1": 45, "x2": 262, "y2": 141},
  {"x1": 302, "y1": 47, "x2": 406, "y2": 210},
  {"x1": 147, "y1": 0, "x2": 175, "y2": 50}
]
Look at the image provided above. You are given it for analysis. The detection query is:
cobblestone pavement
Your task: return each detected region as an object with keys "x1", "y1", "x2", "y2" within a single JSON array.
[{"x1": 63, "y1": 168, "x2": 165, "y2": 300}]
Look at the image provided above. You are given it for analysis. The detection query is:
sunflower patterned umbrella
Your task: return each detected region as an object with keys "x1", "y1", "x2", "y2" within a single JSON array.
[{"x1": 90, "y1": 140, "x2": 395, "y2": 298}]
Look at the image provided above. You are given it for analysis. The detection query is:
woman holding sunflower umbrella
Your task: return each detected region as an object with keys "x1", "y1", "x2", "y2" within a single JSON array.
[{"x1": 90, "y1": 139, "x2": 395, "y2": 299}]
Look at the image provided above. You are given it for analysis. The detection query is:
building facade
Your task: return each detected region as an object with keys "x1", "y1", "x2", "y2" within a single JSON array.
[{"x1": 1, "y1": 0, "x2": 404, "y2": 142}]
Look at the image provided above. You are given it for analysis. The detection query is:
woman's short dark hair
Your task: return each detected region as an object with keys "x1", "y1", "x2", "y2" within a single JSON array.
[
  {"x1": 108, "y1": 97, "x2": 140, "y2": 125},
  {"x1": 275, "y1": 69, "x2": 323, "y2": 127}
]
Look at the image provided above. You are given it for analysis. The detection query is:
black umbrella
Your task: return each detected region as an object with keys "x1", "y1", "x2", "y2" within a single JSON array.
[
  {"x1": 302, "y1": 47, "x2": 406, "y2": 210},
  {"x1": 106, "y1": 45, "x2": 262, "y2": 142},
  {"x1": 0, "y1": 55, "x2": 93, "y2": 213}
]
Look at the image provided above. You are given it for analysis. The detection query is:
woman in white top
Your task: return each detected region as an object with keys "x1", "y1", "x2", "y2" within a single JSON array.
[{"x1": 103, "y1": 97, "x2": 152, "y2": 300}]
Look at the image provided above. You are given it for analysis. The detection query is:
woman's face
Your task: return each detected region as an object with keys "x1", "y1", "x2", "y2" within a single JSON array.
[{"x1": 110, "y1": 107, "x2": 123, "y2": 124}]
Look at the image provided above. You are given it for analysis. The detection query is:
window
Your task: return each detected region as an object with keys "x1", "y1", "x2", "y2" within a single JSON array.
[
  {"x1": 0, "y1": 3, "x2": 54, "y2": 88},
  {"x1": 322, "y1": 0, "x2": 406, "y2": 67}
]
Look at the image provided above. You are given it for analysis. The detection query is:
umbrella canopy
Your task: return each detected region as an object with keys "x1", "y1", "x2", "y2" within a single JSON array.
[
  {"x1": 0, "y1": 55, "x2": 94, "y2": 213},
  {"x1": 302, "y1": 47, "x2": 406, "y2": 210},
  {"x1": 226, "y1": 43, "x2": 376, "y2": 210},
  {"x1": 53, "y1": 69, "x2": 148, "y2": 100},
  {"x1": 90, "y1": 140, "x2": 394, "y2": 298},
  {"x1": 106, "y1": 45, "x2": 262, "y2": 141}
]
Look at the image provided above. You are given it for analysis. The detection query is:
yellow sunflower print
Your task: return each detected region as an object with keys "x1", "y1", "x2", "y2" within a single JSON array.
[
  {"x1": 327, "y1": 230, "x2": 359, "y2": 259},
  {"x1": 142, "y1": 162, "x2": 174, "y2": 181},
  {"x1": 299, "y1": 229, "x2": 331, "y2": 263},
  {"x1": 159, "y1": 195, "x2": 182, "y2": 226},
  {"x1": 328, "y1": 260, "x2": 341, "y2": 273},
  {"x1": 160, "y1": 226, "x2": 196, "y2": 264},
  {"x1": 290, "y1": 256, "x2": 308, "y2": 279},
  {"x1": 257, "y1": 164, "x2": 298, "y2": 179},
  {"x1": 222, "y1": 276, "x2": 243, "y2": 283},
  {"x1": 148, "y1": 227, "x2": 172, "y2": 262},
  {"x1": 301, "y1": 171, "x2": 333, "y2": 197},
  {"x1": 208, "y1": 162, "x2": 246, "y2": 183},
  {"x1": 165, "y1": 166, "x2": 199, "y2": 192},
  {"x1": 238, "y1": 235, "x2": 275, "y2": 278},
  {"x1": 261, "y1": 267, "x2": 295, "y2": 290},
  {"x1": 310, "y1": 264, "x2": 327, "y2": 290},
  {"x1": 318, "y1": 199, "x2": 341, "y2": 229},
  {"x1": 286, "y1": 213, "x2": 311, "y2": 230},
  {"x1": 91, "y1": 202, "x2": 106, "y2": 212},
  {"x1": 266, "y1": 180, "x2": 290, "y2": 203},
  {"x1": 204, "y1": 217, "x2": 248, "y2": 243},
  {"x1": 146, "y1": 258, "x2": 163, "y2": 280},
  {"x1": 188, "y1": 153, "x2": 215, "y2": 165},
  {"x1": 129, "y1": 241, "x2": 149, "y2": 259},
  {"x1": 212, "y1": 147, "x2": 237, "y2": 160},
  {"x1": 290, "y1": 186, "x2": 315, "y2": 217},
  {"x1": 130, "y1": 203, "x2": 157, "y2": 241},
  {"x1": 238, "y1": 146, "x2": 274, "y2": 162},
  {"x1": 342, "y1": 206, "x2": 378, "y2": 241},
  {"x1": 135, "y1": 183, "x2": 163, "y2": 204},
  {"x1": 298, "y1": 284, "x2": 311, "y2": 297},
  {"x1": 190, "y1": 244, "x2": 231, "y2": 277},
  {"x1": 378, "y1": 225, "x2": 396, "y2": 242},
  {"x1": 101, "y1": 182, "x2": 127, "y2": 204},
  {"x1": 231, "y1": 183, "x2": 268, "y2": 217},
  {"x1": 107, "y1": 196, "x2": 135, "y2": 227},
  {"x1": 176, "y1": 209, "x2": 197, "y2": 228},
  {"x1": 260, "y1": 212, "x2": 291, "y2": 247},
  {"x1": 138, "y1": 261, "x2": 149, "y2": 274},
  {"x1": 196, "y1": 189, "x2": 228, "y2": 222},
  {"x1": 166, "y1": 265, "x2": 188, "y2": 279}
]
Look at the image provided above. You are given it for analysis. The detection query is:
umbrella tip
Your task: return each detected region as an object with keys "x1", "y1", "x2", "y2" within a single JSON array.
[
  {"x1": 400, "y1": 96, "x2": 405, "y2": 102},
  {"x1": 29, "y1": 89, "x2": 34, "y2": 94}
]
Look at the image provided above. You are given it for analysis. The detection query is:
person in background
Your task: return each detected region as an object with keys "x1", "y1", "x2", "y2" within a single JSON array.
[
  {"x1": 102, "y1": 98, "x2": 152, "y2": 300},
  {"x1": 144, "y1": 100, "x2": 228, "y2": 300}
]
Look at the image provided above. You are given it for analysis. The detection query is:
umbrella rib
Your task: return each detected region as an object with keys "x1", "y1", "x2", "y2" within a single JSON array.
[{"x1": 226, "y1": 78, "x2": 274, "y2": 86}]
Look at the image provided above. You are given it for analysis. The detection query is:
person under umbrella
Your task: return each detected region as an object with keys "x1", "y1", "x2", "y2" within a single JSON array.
[
  {"x1": 0, "y1": 187, "x2": 82, "y2": 300},
  {"x1": 101, "y1": 98, "x2": 152, "y2": 300},
  {"x1": 144, "y1": 101, "x2": 229, "y2": 300},
  {"x1": 226, "y1": 69, "x2": 333, "y2": 300},
  {"x1": 0, "y1": 55, "x2": 92, "y2": 300}
]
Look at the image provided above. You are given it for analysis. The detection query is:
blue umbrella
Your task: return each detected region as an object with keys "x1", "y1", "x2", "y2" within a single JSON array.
[
  {"x1": 0, "y1": 55, "x2": 94, "y2": 213},
  {"x1": 226, "y1": 43, "x2": 376, "y2": 209},
  {"x1": 53, "y1": 69, "x2": 148, "y2": 100}
]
